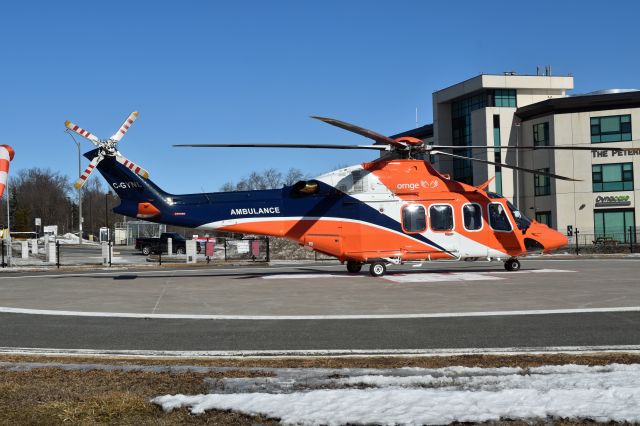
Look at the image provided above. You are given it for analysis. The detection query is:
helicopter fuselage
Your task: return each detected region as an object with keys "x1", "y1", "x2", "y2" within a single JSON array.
[{"x1": 100, "y1": 154, "x2": 568, "y2": 263}]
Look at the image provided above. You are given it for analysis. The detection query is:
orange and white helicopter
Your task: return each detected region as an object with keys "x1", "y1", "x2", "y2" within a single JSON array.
[{"x1": 65, "y1": 112, "x2": 620, "y2": 277}]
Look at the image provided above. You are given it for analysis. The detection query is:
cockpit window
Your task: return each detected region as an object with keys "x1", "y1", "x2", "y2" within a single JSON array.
[
  {"x1": 486, "y1": 192, "x2": 503, "y2": 199},
  {"x1": 506, "y1": 201, "x2": 532, "y2": 231},
  {"x1": 488, "y1": 203, "x2": 512, "y2": 231}
]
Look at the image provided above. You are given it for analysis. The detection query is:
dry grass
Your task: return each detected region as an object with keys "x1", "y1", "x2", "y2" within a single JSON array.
[
  {"x1": 1, "y1": 352, "x2": 640, "y2": 369},
  {"x1": 0, "y1": 367, "x2": 279, "y2": 425}
]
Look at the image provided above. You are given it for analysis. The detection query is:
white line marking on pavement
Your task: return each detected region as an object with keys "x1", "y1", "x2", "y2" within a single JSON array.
[
  {"x1": 262, "y1": 269, "x2": 574, "y2": 282},
  {"x1": 1, "y1": 345, "x2": 640, "y2": 358},
  {"x1": 383, "y1": 269, "x2": 573, "y2": 283},
  {"x1": 384, "y1": 272, "x2": 506, "y2": 283},
  {"x1": 0, "y1": 305, "x2": 638, "y2": 320}
]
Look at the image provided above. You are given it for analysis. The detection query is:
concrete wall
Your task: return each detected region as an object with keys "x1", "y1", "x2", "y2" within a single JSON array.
[{"x1": 519, "y1": 108, "x2": 640, "y2": 233}]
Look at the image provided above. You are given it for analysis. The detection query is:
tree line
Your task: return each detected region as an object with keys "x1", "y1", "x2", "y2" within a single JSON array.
[
  {"x1": 0, "y1": 167, "x2": 120, "y2": 237},
  {"x1": 220, "y1": 168, "x2": 305, "y2": 191}
]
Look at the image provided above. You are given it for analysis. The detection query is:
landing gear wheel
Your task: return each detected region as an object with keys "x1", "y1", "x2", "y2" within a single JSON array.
[
  {"x1": 369, "y1": 262, "x2": 387, "y2": 277},
  {"x1": 346, "y1": 261, "x2": 363, "y2": 273},
  {"x1": 504, "y1": 258, "x2": 521, "y2": 271}
]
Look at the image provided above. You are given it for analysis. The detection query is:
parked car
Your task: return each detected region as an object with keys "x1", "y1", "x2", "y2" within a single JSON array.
[{"x1": 134, "y1": 232, "x2": 201, "y2": 255}]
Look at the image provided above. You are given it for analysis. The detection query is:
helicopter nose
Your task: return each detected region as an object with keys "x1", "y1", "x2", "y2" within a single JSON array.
[{"x1": 525, "y1": 223, "x2": 569, "y2": 253}]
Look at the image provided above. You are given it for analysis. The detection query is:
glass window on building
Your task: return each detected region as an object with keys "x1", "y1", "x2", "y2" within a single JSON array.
[
  {"x1": 463, "y1": 204, "x2": 483, "y2": 231},
  {"x1": 430, "y1": 205, "x2": 454, "y2": 231},
  {"x1": 402, "y1": 204, "x2": 426, "y2": 233},
  {"x1": 488, "y1": 203, "x2": 512, "y2": 231},
  {"x1": 592, "y1": 163, "x2": 634, "y2": 192},
  {"x1": 591, "y1": 115, "x2": 632, "y2": 143},
  {"x1": 493, "y1": 89, "x2": 517, "y2": 108},
  {"x1": 535, "y1": 211, "x2": 552, "y2": 227},
  {"x1": 533, "y1": 122, "x2": 550, "y2": 147},
  {"x1": 594, "y1": 209, "x2": 636, "y2": 242},
  {"x1": 534, "y1": 169, "x2": 551, "y2": 196},
  {"x1": 493, "y1": 115, "x2": 503, "y2": 195}
]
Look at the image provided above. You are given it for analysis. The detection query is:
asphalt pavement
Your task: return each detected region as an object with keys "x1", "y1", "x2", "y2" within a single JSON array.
[{"x1": 0, "y1": 258, "x2": 638, "y2": 353}]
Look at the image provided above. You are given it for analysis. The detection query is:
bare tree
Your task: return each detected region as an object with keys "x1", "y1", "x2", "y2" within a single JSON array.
[
  {"x1": 284, "y1": 168, "x2": 305, "y2": 185},
  {"x1": 8, "y1": 168, "x2": 72, "y2": 232},
  {"x1": 262, "y1": 168, "x2": 283, "y2": 189}
]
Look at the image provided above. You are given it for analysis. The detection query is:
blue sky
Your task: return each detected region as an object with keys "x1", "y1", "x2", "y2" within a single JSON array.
[{"x1": 1, "y1": 0, "x2": 638, "y2": 193}]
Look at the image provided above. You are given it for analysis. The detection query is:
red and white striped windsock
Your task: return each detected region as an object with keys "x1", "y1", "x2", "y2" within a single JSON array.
[{"x1": 0, "y1": 145, "x2": 15, "y2": 199}]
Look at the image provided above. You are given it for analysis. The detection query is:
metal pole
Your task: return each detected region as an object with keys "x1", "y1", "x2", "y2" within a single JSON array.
[
  {"x1": 630, "y1": 226, "x2": 633, "y2": 253},
  {"x1": 266, "y1": 237, "x2": 270, "y2": 262},
  {"x1": 5, "y1": 179, "x2": 10, "y2": 267},
  {"x1": 514, "y1": 121, "x2": 521, "y2": 208},
  {"x1": 56, "y1": 241, "x2": 60, "y2": 269},
  {"x1": 65, "y1": 131, "x2": 83, "y2": 244},
  {"x1": 105, "y1": 193, "x2": 108, "y2": 237},
  {"x1": 575, "y1": 228, "x2": 580, "y2": 256},
  {"x1": 108, "y1": 241, "x2": 112, "y2": 267}
]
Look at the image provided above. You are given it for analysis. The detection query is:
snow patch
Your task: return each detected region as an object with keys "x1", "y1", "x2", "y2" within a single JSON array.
[{"x1": 152, "y1": 363, "x2": 640, "y2": 424}]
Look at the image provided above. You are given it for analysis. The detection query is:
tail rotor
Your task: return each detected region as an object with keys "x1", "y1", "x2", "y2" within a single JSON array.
[{"x1": 64, "y1": 111, "x2": 149, "y2": 188}]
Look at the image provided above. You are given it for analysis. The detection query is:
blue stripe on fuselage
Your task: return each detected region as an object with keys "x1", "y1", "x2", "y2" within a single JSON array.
[{"x1": 93, "y1": 155, "x2": 451, "y2": 255}]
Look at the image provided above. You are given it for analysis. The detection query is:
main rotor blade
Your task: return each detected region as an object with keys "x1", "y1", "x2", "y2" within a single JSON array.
[
  {"x1": 432, "y1": 145, "x2": 624, "y2": 151},
  {"x1": 173, "y1": 143, "x2": 389, "y2": 151},
  {"x1": 111, "y1": 111, "x2": 139, "y2": 142},
  {"x1": 74, "y1": 154, "x2": 104, "y2": 189},
  {"x1": 310, "y1": 116, "x2": 407, "y2": 149},
  {"x1": 431, "y1": 150, "x2": 580, "y2": 182},
  {"x1": 115, "y1": 154, "x2": 150, "y2": 179},
  {"x1": 65, "y1": 120, "x2": 100, "y2": 146}
]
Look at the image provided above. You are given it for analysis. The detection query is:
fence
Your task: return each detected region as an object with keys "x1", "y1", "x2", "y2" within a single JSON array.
[
  {"x1": 569, "y1": 227, "x2": 638, "y2": 254},
  {"x1": 113, "y1": 221, "x2": 167, "y2": 246}
]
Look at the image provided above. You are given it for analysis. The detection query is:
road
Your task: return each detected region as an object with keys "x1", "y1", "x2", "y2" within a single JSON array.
[{"x1": 0, "y1": 258, "x2": 638, "y2": 353}]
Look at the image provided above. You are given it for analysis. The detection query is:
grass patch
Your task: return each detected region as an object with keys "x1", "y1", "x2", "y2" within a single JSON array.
[
  {"x1": 2, "y1": 352, "x2": 640, "y2": 369},
  {"x1": 0, "y1": 367, "x2": 278, "y2": 425}
]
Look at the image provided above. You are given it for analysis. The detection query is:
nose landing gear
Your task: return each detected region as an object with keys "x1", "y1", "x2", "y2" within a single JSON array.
[{"x1": 504, "y1": 257, "x2": 521, "y2": 271}]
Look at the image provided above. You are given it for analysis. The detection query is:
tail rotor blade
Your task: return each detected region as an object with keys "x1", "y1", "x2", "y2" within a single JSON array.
[
  {"x1": 115, "y1": 154, "x2": 149, "y2": 179},
  {"x1": 65, "y1": 120, "x2": 101, "y2": 145},
  {"x1": 74, "y1": 155, "x2": 103, "y2": 189},
  {"x1": 111, "y1": 111, "x2": 139, "y2": 142}
]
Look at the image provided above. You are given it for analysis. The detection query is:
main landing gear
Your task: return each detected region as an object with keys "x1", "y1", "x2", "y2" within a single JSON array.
[
  {"x1": 369, "y1": 262, "x2": 387, "y2": 277},
  {"x1": 345, "y1": 260, "x2": 387, "y2": 277},
  {"x1": 504, "y1": 257, "x2": 521, "y2": 271},
  {"x1": 346, "y1": 261, "x2": 363, "y2": 273}
]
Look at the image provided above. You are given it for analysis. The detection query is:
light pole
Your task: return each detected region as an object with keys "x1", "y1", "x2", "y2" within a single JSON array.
[
  {"x1": 513, "y1": 119, "x2": 521, "y2": 208},
  {"x1": 65, "y1": 131, "x2": 83, "y2": 244},
  {"x1": 5, "y1": 179, "x2": 10, "y2": 266}
]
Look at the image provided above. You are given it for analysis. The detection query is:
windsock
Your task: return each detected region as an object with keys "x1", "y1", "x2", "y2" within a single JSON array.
[{"x1": 0, "y1": 145, "x2": 15, "y2": 199}]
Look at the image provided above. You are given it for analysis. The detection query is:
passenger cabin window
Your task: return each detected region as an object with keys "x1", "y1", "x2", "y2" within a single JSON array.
[
  {"x1": 463, "y1": 204, "x2": 483, "y2": 231},
  {"x1": 430, "y1": 205, "x2": 454, "y2": 231},
  {"x1": 488, "y1": 203, "x2": 512, "y2": 231},
  {"x1": 402, "y1": 204, "x2": 426, "y2": 233}
]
